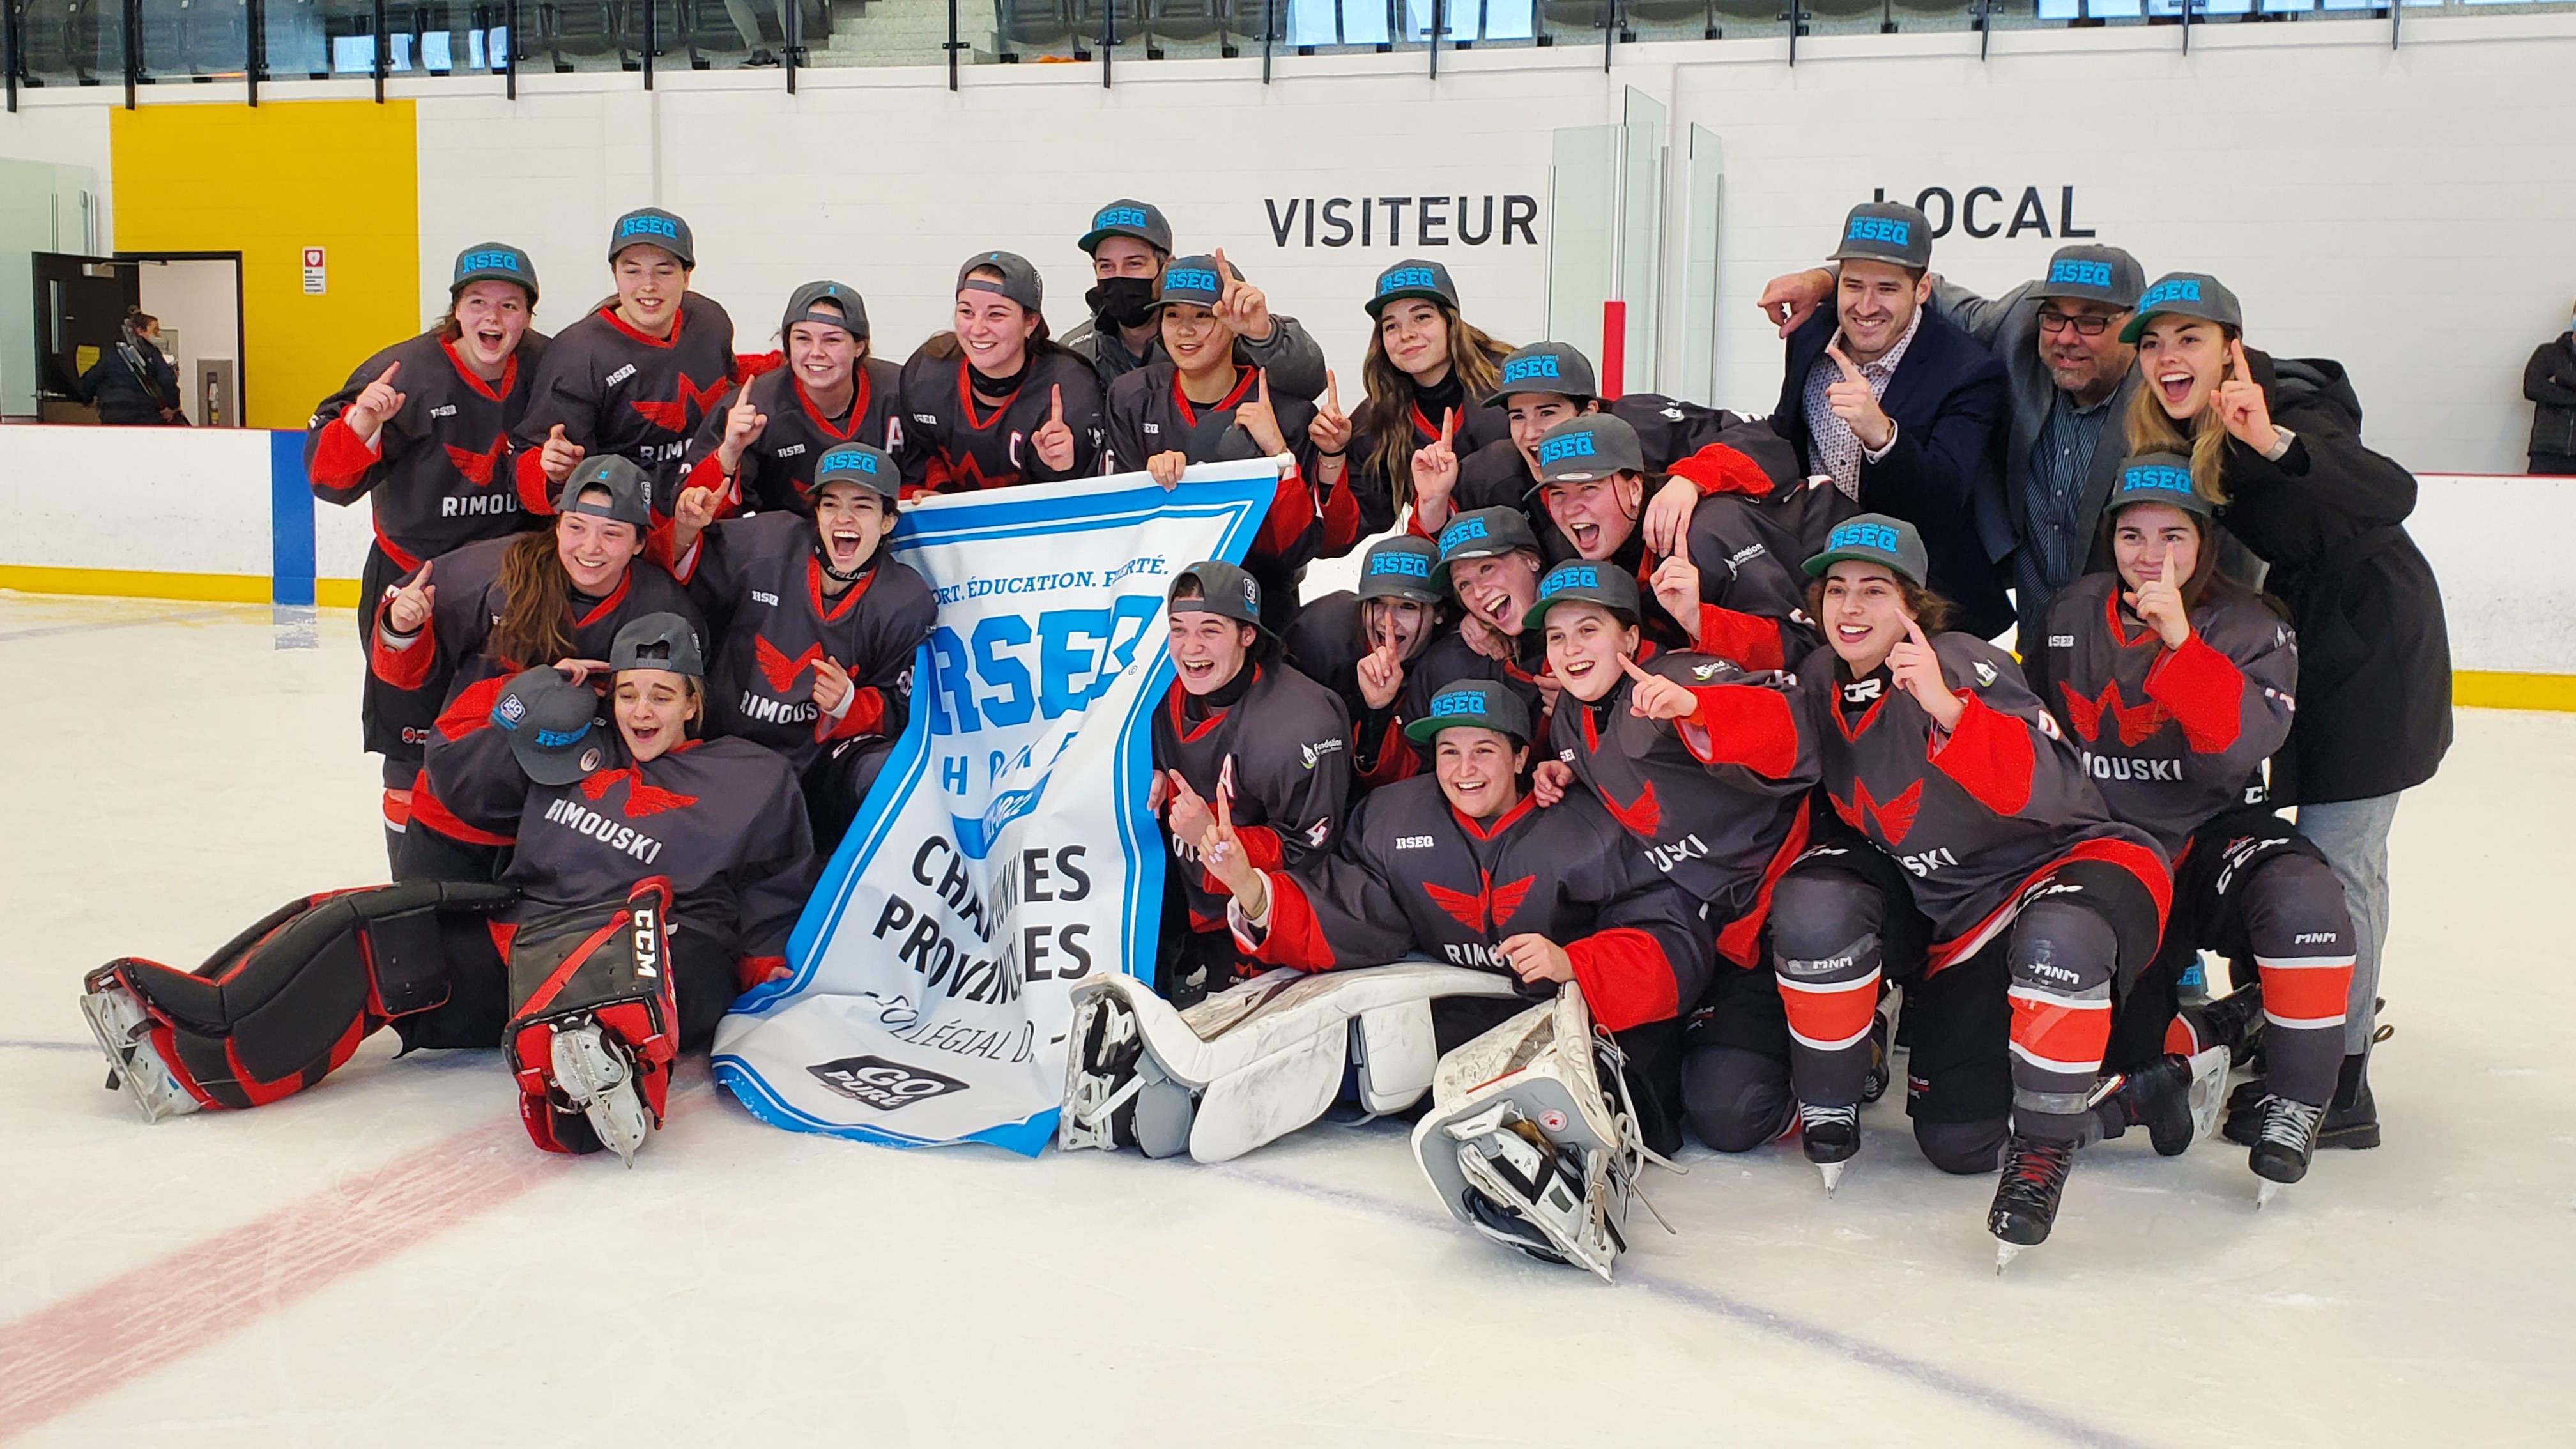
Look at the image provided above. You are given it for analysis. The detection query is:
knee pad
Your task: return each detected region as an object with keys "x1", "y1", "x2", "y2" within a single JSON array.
[
  {"x1": 1413, "y1": 985, "x2": 1671, "y2": 1282},
  {"x1": 1681, "y1": 1045, "x2": 1793, "y2": 1153},
  {"x1": 1767, "y1": 870, "x2": 1883, "y2": 964},
  {"x1": 1059, "y1": 962, "x2": 1521, "y2": 1164},
  {"x1": 83, "y1": 881, "x2": 518, "y2": 1114},
  {"x1": 503, "y1": 880, "x2": 680, "y2": 1156},
  {"x1": 1915, "y1": 1116, "x2": 2007, "y2": 1176}
]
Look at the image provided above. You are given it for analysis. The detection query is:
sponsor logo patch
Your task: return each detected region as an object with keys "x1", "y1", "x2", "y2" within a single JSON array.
[{"x1": 807, "y1": 1055, "x2": 970, "y2": 1111}]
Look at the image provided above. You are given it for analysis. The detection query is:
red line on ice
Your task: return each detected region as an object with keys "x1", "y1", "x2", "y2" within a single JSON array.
[{"x1": 0, "y1": 1072, "x2": 706, "y2": 1445}]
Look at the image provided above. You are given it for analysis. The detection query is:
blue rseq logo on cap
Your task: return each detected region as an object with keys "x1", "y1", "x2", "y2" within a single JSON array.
[
  {"x1": 2122, "y1": 463, "x2": 2195, "y2": 496},
  {"x1": 2139, "y1": 278, "x2": 2204, "y2": 309},
  {"x1": 1848, "y1": 216, "x2": 1911, "y2": 247},
  {"x1": 821, "y1": 446, "x2": 880, "y2": 474},
  {"x1": 1368, "y1": 548, "x2": 1432, "y2": 579},
  {"x1": 1096, "y1": 205, "x2": 1148, "y2": 229},
  {"x1": 619, "y1": 214, "x2": 679, "y2": 240},
  {"x1": 1429, "y1": 688, "x2": 1487, "y2": 718},
  {"x1": 1165, "y1": 268, "x2": 1220, "y2": 295},
  {"x1": 1538, "y1": 431, "x2": 1598, "y2": 466},
  {"x1": 1379, "y1": 266, "x2": 1438, "y2": 295},
  {"x1": 534, "y1": 723, "x2": 590, "y2": 749},
  {"x1": 459, "y1": 249, "x2": 523, "y2": 275},
  {"x1": 1502, "y1": 354, "x2": 1561, "y2": 385},
  {"x1": 2048, "y1": 258, "x2": 2112, "y2": 289},
  {"x1": 1438, "y1": 516, "x2": 1490, "y2": 551},
  {"x1": 1542, "y1": 564, "x2": 1601, "y2": 595},
  {"x1": 1828, "y1": 520, "x2": 1901, "y2": 553}
]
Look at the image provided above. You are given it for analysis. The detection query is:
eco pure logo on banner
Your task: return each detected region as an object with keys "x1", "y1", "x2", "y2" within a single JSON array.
[
  {"x1": 1262, "y1": 195, "x2": 1541, "y2": 249},
  {"x1": 710, "y1": 461, "x2": 1278, "y2": 1155}
]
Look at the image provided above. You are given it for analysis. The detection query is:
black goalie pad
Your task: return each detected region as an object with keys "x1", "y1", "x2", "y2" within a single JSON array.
[{"x1": 90, "y1": 881, "x2": 518, "y2": 1110}]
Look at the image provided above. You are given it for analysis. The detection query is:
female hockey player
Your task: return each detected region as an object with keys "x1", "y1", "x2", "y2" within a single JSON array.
[
  {"x1": 664, "y1": 441, "x2": 936, "y2": 854},
  {"x1": 309, "y1": 243, "x2": 557, "y2": 859},
  {"x1": 1103, "y1": 254, "x2": 1338, "y2": 634},
  {"x1": 1526, "y1": 413, "x2": 1816, "y2": 671},
  {"x1": 1147, "y1": 562, "x2": 1351, "y2": 1006},
  {"x1": 371, "y1": 456, "x2": 702, "y2": 760},
  {"x1": 1775, "y1": 513, "x2": 2177, "y2": 1264},
  {"x1": 1312, "y1": 259, "x2": 1512, "y2": 545},
  {"x1": 1279, "y1": 535, "x2": 1447, "y2": 792},
  {"x1": 2122, "y1": 273, "x2": 2450, "y2": 1150},
  {"x1": 397, "y1": 663, "x2": 614, "y2": 887},
  {"x1": 676, "y1": 280, "x2": 904, "y2": 515},
  {"x1": 2027, "y1": 456, "x2": 2356, "y2": 1199},
  {"x1": 1354, "y1": 507, "x2": 1555, "y2": 788},
  {"x1": 1413, "y1": 339, "x2": 1802, "y2": 542},
  {"x1": 897, "y1": 250, "x2": 1105, "y2": 495},
  {"x1": 1195, "y1": 679, "x2": 1708, "y2": 1276},
  {"x1": 81, "y1": 615, "x2": 815, "y2": 1165},
  {"x1": 510, "y1": 208, "x2": 739, "y2": 514},
  {"x1": 1521, "y1": 561, "x2": 1820, "y2": 1156}
]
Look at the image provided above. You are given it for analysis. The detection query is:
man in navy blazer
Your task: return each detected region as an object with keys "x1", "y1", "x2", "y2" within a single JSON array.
[{"x1": 1768, "y1": 202, "x2": 2014, "y2": 640}]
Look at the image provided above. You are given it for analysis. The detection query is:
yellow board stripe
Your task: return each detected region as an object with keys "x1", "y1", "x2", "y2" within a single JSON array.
[
  {"x1": 2452, "y1": 671, "x2": 2576, "y2": 713},
  {"x1": 0, "y1": 566, "x2": 369, "y2": 608}
]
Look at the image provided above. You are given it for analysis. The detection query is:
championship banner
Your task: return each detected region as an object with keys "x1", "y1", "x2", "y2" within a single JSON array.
[{"x1": 710, "y1": 461, "x2": 1282, "y2": 1153}]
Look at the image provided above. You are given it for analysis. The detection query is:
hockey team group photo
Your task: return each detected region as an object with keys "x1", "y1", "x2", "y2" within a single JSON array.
[{"x1": 11, "y1": 40, "x2": 2572, "y2": 1445}]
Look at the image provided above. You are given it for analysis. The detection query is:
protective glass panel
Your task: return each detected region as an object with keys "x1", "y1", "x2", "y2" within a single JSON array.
[
  {"x1": 1676, "y1": 123, "x2": 1723, "y2": 406},
  {"x1": 1544, "y1": 125, "x2": 1618, "y2": 360},
  {"x1": 1619, "y1": 86, "x2": 1664, "y2": 394}
]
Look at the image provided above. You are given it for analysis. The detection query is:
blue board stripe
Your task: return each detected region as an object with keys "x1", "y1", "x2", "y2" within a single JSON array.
[{"x1": 268, "y1": 429, "x2": 316, "y2": 606}]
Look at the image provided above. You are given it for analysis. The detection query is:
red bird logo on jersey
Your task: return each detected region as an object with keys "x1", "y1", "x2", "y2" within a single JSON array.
[
  {"x1": 1422, "y1": 873, "x2": 1537, "y2": 935},
  {"x1": 443, "y1": 433, "x2": 510, "y2": 487},
  {"x1": 923, "y1": 452, "x2": 1024, "y2": 495},
  {"x1": 631, "y1": 373, "x2": 731, "y2": 433},
  {"x1": 582, "y1": 767, "x2": 698, "y2": 818},
  {"x1": 2057, "y1": 682, "x2": 2169, "y2": 747},
  {"x1": 755, "y1": 636, "x2": 826, "y2": 694},
  {"x1": 1829, "y1": 778, "x2": 1924, "y2": 846},
  {"x1": 1597, "y1": 777, "x2": 1662, "y2": 839}
]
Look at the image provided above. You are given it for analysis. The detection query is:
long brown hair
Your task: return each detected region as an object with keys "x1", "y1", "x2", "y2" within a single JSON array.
[
  {"x1": 1361, "y1": 303, "x2": 1511, "y2": 514},
  {"x1": 2122, "y1": 323, "x2": 2243, "y2": 507},
  {"x1": 492, "y1": 530, "x2": 578, "y2": 668}
]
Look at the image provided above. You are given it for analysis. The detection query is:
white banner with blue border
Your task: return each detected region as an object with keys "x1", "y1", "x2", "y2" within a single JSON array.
[{"x1": 712, "y1": 461, "x2": 1280, "y2": 1153}]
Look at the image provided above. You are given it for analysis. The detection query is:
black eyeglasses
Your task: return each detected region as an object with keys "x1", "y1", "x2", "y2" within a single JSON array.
[{"x1": 2036, "y1": 310, "x2": 2118, "y2": 337}]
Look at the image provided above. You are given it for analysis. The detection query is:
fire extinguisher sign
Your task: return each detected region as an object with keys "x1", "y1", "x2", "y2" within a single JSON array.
[{"x1": 302, "y1": 246, "x2": 326, "y2": 296}]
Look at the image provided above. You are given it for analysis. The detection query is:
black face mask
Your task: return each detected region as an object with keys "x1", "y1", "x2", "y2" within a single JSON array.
[{"x1": 1086, "y1": 276, "x2": 1157, "y2": 331}]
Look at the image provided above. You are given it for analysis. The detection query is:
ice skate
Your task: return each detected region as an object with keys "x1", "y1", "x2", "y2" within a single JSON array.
[
  {"x1": 2227, "y1": 1042, "x2": 2383, "y2": 1152},
  {"x1": 1988, "y1": 1134, "x2": 2077, "y2": 1271},
  {"x1": 1059, "y1": 988, "x2": 1146, "y2": 1151},
  {"x1": 2096, "y1": 1046, "x2": 2228, "y2": 1156},
  {"x1": 1799, "y1": 1103, "x2": 1861, "y2": 1194},
  {"x1": 549, "y1": 1021, "x2": 650, "y2": 1166},
  {"x1": 79, "y1": 973, "x2": 201, "y2": 1124},
  {"x1": 2248, "y1": 1094, "x2": 2327, "y2": 1207},
  {"x1": 2179, "y1": 980, "x2": 2266, "y2": 1067},
  {"x1": 1859, "y1": 1002, "x2": 1895, "y2": 1105}
]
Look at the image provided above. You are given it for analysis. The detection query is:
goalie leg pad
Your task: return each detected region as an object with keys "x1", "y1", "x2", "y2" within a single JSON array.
[
  {"x1": 1059, "y1": 962, "x2": 1522, "y2": 1163},
  {"x1": 81, "y1": 881, "x2": 518, "y2": 1117},
  {"x1": 503, "y1": 880, "x2": 679, "y2": 1161},
  {"x1": 1412, "y1": 985, "x2": 1666, "y2": 1282}
]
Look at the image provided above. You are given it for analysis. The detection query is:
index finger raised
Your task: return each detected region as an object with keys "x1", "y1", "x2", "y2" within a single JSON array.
[
  {"x1": 1324, "y1": 369, "x2": 1341, "y2": 413},
  {"x1": 1826, "y1": 341, "x2": 1864, "y2": 383},
  {"x1": 1049, "y1": 384, "x2": 1065, "y2": 424}
]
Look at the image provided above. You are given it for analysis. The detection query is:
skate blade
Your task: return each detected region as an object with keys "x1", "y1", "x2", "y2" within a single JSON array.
[
  {"x1": 2184, "y1": 1045, "x2": 2231, "y2": 1147},
  {"x1": 552, "y1": 1029, "x2": 650, "y2": 1167},
  {"x1": 2255, "y1": 1179, "x2": 2281, "y2": 1209},
  {"x1": 1818, "y1": 1160, "x2": 1846, "y2": 1196},
  {"x1": 79, "y1": 989, "x2": 187, "y2": 1124},
  {"x1": 1994, "y1": 1239, "x2": 2025, "y2": 1274}
]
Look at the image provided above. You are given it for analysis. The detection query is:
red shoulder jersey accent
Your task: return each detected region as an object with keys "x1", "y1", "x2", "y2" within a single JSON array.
[
  {"x1": 755, "y1": 634, "x2": 827, "y2": 693},
  {"x1": 442, "y1": 433, "x2": 510, "y2": 487},
  {"x1": 632, "y1": 372, "x2": 730, "y2": 433},
  {"x1": 2056, "y1": 680, "x2": 2168, "y2": 748},
  {"x1": 1828, "y1": 777, "x2": 1924, "y2": 846},
  {"x1": 581, "y1": 767, "x2": 699, "y2": 818}
]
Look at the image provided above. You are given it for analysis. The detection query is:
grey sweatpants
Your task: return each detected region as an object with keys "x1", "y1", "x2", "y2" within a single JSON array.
[{"x1": 2295, "y1": 792, "x2": 2402, "y2": 1057}]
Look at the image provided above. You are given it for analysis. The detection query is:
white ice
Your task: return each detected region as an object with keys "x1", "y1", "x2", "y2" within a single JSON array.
[{"x1": 4, "y1": 592, "x2": 2572, "y2": 1448}]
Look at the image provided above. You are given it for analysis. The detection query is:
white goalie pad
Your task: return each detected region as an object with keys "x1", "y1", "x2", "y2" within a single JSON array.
[
  {"x1": 1058, "y1": 962, "x2": 1521, "y2": 1164},
  {"x1": 1409, "y1": 984, "x2": 1672, "y2": 1282}
]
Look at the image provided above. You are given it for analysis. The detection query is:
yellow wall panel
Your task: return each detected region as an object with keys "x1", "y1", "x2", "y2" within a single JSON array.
[{"x1": 111, "y1": 100, "x2": 418, "y2": 430}]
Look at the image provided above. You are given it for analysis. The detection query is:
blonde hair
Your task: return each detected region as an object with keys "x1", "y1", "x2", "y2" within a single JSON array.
[{"x1": 2122, "y1": 323, "x2": 2243, "y2": 507}]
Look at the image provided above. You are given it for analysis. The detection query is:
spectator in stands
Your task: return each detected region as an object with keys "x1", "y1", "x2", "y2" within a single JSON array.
[
  {"x1": 1763, "y1": 203, "x2": 2012, "y2": 638},
  {"x1": 2526, "y1": 306, "x2": 2576, "y2": 475},
  {"x1": 2122, "y1": 271, "x2": 2451, "y2": 1153},
  {"x1": 721, "y1": 0, "x2": 823, "y2": 64},
  {"x1": 79, "y1": 307, "x2": 185, "y2": 425},
  {"x1": 1061, "y1": 199, "x2": 1326, "y2": 401}
]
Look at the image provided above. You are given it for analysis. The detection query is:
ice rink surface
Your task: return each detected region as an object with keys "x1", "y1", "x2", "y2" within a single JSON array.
[{"x1": 4, "y1": 592, "x2": 2571, "y2": 1448}]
